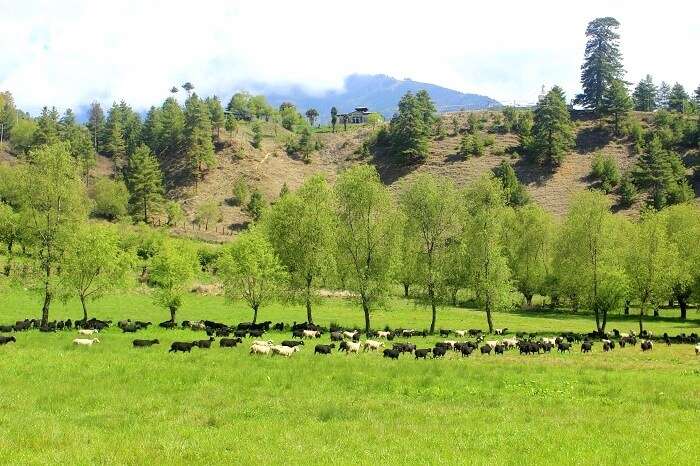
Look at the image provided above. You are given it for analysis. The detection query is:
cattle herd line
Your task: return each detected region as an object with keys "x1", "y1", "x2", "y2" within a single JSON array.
[{"x1": 1, "y1": 316, "x2": 700, "y2": 358}]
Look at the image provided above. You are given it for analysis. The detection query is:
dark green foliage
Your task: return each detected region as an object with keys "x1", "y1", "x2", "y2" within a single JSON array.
[
  {"x1": 305, "y1": 108, "x2": 319, "y2": 126},
  {"x1": 618, "y1": 174, "x2": 637, "y2": 207},
  {"x1": 245, "y1": 189, "x2": 265, "y2": 221},
  {"x1": 576, "y1": 17, "x2": 625, "y2": 111},
  {"x1": 493, "y1": 160, "x2": 529, "y2": 206},
  {"x1": 458, "y1": 133, "x2": 484, "y2": 157},
  {"x1": 388, "y1": 91, "x2": 435, "y2": 163},
  {"x1": 206, "y1": 96, "x2": 225, "y2": 138},
  {"x1": 184, "y1": 94, "x2": 216, "y2": 185},
  {"x1": 623, "y1": 118, "x2": 645, "y2": 154},
  {"x1": 532, "y1": 86, "x2": 574, "y2": 167},
  {"x1": 159, "y1": 97, "x2": 185, "y2": 156},
  {"x1": 330, "y1": 107, "x2": 338, "y2": 133},
  {"x1": 668, "y1": 83, "x2": 690, "y2": 113},
  {"x1": 633, "y1": 136, "x2": 692, "y2": 209},
  {"x1": 126, "y1": 145, "x2": 164, "y2": 223},
  {"x1": 601, "y1": 80, "x2": 633, "y2": 135},
  {"x1": 34, "y1": 106, "x2": 60, "y2": 146},
  {"x1": 251, "y1": 122, "x2": 263, "y2": 149},
  {"x1": 656, "y1": 82, "x2": 671, "y2": 110},
  {"x1": 590, "y1": 153, "x2": 620, "y2": 193},
  {"x1": 633, "y1": 75, "x2": 657, "y2": 112},
  {"x1": 91, "y1": 177, "x2": 129, "y2": 220},
  {"x1": 227, "y1": 92, "x2": 253, "y2": 121}
]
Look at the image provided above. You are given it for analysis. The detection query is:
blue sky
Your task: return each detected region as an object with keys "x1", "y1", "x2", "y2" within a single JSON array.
[{"x1": 1, "y1": 0, "x2": 698, "y2": 113}]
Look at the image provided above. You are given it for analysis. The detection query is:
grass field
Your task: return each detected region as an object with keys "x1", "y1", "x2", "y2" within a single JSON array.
[{"x1": 1, "y1": 289, "x2": 700, "y2": 465}]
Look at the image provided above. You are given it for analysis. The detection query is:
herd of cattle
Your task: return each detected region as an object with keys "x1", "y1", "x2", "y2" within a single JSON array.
[{"x1": 1, "y1": 316, "x2": 700, "y2": 358}]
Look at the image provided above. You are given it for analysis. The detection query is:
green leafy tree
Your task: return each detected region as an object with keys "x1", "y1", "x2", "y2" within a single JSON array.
[
  {"x1": 0, "y1": 201, "x2": 22, "y2": 276},
  {"x1": 618, "y1": 174, "x2": 637, "y2": 207},
  {"x1": 149, "y1": 239, "x2": 198, "y2": 323},
  {"x1": 105, "y1": 118, "x2": 127, "y2": 173},
  {"x1": 624, "y1": 210, "x2": 678, "y2": 333},
  {"x1": 227, "y1": 92, "x2": 253, "y2": 120},
  {"x1": 251, "y1": 121, "x2": 263, "y2": 148},
  {"x1": 576, "y1": 17, "x2": 625, "y2": 111},
  {"x1": 20, "y1": 142, "x2": 89, "y2": 326},
  {"x1": 656, "y1": 82, "x2": 671, "y2": 109},
  {"x1": 462, "y1": 176, "x2": 515, "y2": 332},
  {"x1": 553, "y1": 191, "x2": 627, "y2": 333},
  {"x1": 330, "y1": 107, "x2": 338, "y2": 133},
  {"x1": 224, "y1": 113, "x2": 238, "y2": 138},
  {"x1": 532, "y1": 86, "x2": 574, "y2": 167},
  {"x1": 503, "y1": 203, "x2": 553, "y2": 307},
  {"x1": 194, "y1": 198, "x2": 221, "y2": 230},
  {"x1": 493, "y1": 160, "x2": 529, "y2": 206},
  {"x1": 662, "y1": 204, "x2": 700, "y2": 320},
  {"x1": 231, "y1": 177, "x2": 249, "y2": 206},
  {"x1": 249, "y1": 95, "x2": 273, "y2": 121},
  {"x1": 61, "y1": 223, "x2": 133, "y2": 321},
  {"x1": 601, "y1": 79, "x2": 633, "y2": 135},
  {"x1": 142, "y1": 106, "x2": 164, "y2": 154},
  {"x1": 262, "y1": 175, "x2": 335, "y2": 323},
  {"x1": 399, "y1": 174, "x2": 461, "y2": 333},
  {"x1": 633, "y1": 75, "x2": 657, "y2": 112},
  {"x1": 633, "y1": 136, "x2": 692, "y2": 209},
  {"x1": 165, "y1": 201, "x2": 185, "y2": 226},
  {"x1": 367, "y1": 112, "x2": 384, "y2": 128},
  {"x1": 297, "y1": 126, "x2": 314, "y2": 162},
  {"x1": 388, "y1": 91, "x2": 432, "y2": 162},
  {"x1": 217, "y1": 229, "x2": 287, "y2": 323},
  {"x1": 590, "y1": 152, "x2": 621, "y2": 193},
  {"x1": 668, "y1": 83, "x2": 690, "y2": 113},
  {"x1": 91, "y1": 177, "x2": 129, "y2": 220},
  {"x1": 181, "y1": 82, "x2": 195, "y2": 96},
  {"x1": 9, "y1": 118, "x2": 38, "y2": 154},
  {"x1": 126, "y1": 145, "x2": 164, "y2": 223},
  {"x1": 334, "y1": 165, "x2": 398, "y2": 332}
]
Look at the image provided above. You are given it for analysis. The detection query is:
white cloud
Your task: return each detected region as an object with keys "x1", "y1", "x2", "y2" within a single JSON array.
[{"x1": 1, "y1": 0, "x2": 698, "y2": 113}]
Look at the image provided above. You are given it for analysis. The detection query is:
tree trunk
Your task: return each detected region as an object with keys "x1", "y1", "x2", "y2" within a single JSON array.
[
  {"x1": 594, "y1": 304, "x2": 601, "y2": 333},
  {"x1": 653, "y1": 305, "x2": 659, "y2": 317},
  {"x1": 305, "y1": 276, "x2": 313, "y2": 323},
  {"x1": 41, "y1": 291, "x2": 52, "y2": 327},
  {"x1": 169, "y1": 306, "x2": 177, "y2": 323},
  {"x1": 601, "y1": 309, "x2": 608, "y2": 334},
  {"x1": 252, "y1": 304, "x2": 259, "y2": 324},
  {"x1": 428, "y1": 285, "x2": 436, "y2": 334},
  {"x1": 403, "y1": 283, "x2": 409, "y2": 298},
  {"x1": 525, "y1": 293, "x2": 533, "y2": 308},
  {"x1": 624, "y1": 300, "x2": 630, "y2": 315},
  {"x1": 4, "y1": 240, "x2": 13, "y2": 276},
  {"x1": 80, "y1": 295, "x2": 88, "y2": 321},
  {"x1": 485, "y1": 304, "x2": 494, "y2": 334},
  {"x1": 668, "y1": 298, "x2": 674, "y2": 308},
  {"x1": 679, "y1": 296, "x2": 687, "y2": 320},
  {"x1": 361, "y1": 294, "x2": 371, "y2": 334},
  {"x1": 638, "y1": 307, "x2": 644, "y2": 334},
  {"x1": 451, "y1": 289, "x2": 457, "y2": 306}
]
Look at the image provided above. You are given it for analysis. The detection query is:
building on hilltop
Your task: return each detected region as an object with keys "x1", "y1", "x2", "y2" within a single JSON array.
[{"x1": 338, "y1": 106, "x2": 371, "y2": 124}]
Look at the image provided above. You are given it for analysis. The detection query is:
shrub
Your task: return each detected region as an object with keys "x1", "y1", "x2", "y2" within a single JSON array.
[
  {"x1": 231, "y1": 178, "x2": 249, "y2": 206},
  {"x1": 251, "y1": 122, "x2": 262, "y2": 148},
  {"x1": 245, "y1": 190, "x2": 265, "y2": 221},
  {"x1": 165, "y1": 201, "x2": 185, "y2": 226},
  {"x1": 618, "y1": 174, "x2": 637, "y2": 207},
  {"x1": 459, "y1": 133, "x2": 485, "y2": 157},
  {"x1": 91, "y1": 177, "x2": 128, "y2": 220},
  {"x1": 590, "y1": 153, "x2": 620, "y2": 193}
]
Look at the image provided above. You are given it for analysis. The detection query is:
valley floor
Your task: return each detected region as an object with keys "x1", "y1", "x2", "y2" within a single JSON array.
[{"x1": 1, "y1": 291, "x2": 699, "y2": 465}]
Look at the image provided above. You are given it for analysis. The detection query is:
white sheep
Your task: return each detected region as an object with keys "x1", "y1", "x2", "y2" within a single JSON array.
[
  {"x1": 342, "y1": 330, "x2": 358, "y2": 339},
  {"x1": 78, "y1": 329, "x2": 98, "y2": 336},
  {"x1": 73, "y1": 338, "x2": 100, "y2": 346},
  {"x1": 494, "y1": 328, "x2": 507, "y2": 335},
  {"x1": 271, "y1": 345, "x2": 298, "y2": 357},
  {"x1": 250, "y1": 343, "x2": 271, "y2": 355},
  {"x1": 345, "y1": 341, "x2": 361, "y2": 353},
  {"x1": 694, "y1": 344, "x2": 700, "y2": 355},
  {"x1": 252, "y1": 340, "x2": 273, "y2": 347},
  {"x1": 455, "y1": 330, "x2": 468, "y2": 337},
  {"x1": 542, "y1": 337, "x2": 557, "y2": 346},
  {"x1": 485, "y1": 340, "x2": 499, "y2": 349},
  {"x1": 363, "y1": 340, "x2": 383, "y2": 351},
  {"x1": 302, "y1": 330, "x2": 320, "y2": 339},
  {"x1": 443, "y1": 340, "x2": 457, "y2": 349},
  {"x1": 502, "y1": 338, "x2": 518, "y2": 349},
  {"x1": 376, "y1": 331, "x2": 391, "y2": 339}
]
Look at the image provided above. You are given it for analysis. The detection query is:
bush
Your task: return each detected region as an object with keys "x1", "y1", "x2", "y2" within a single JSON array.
[
  {"x1": 459, "y1": 133, "x2": 485, "y2": 158},
  {"x1": 230, "y1": 178, "x2": 249, "y2": 206},
  {"x1": 245, "y1": 190, "x2": 265, "y2": 221},
  {"x1": 194, "y1": 200, "x2": 222, "y2": 230},
  {"x1": 197, "y1": 245, "x2": 220, "y2": 272},
  {"x1": 590, "y1": 153, "x2": 620, "y2": 193},
  {"x1": 618, "y1": 175, "x2": 637, "y2": 207},
  {"x1": 251, "y1": 122, "x2": 262, "y2": 148},
  {"x1": 165, "y1": 201, "x2": 185, "y2": 226},
  {"x1": 623, "y1": 118, "x2": 645, "y2": 154},
  {"x1": 91, "y1": 177, "x2": 128, "y2": 220}
]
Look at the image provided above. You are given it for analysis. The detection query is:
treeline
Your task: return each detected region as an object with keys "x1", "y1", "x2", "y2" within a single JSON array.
[{"x1": 1, "y1": 141, "x2": 699, "y2": 334}]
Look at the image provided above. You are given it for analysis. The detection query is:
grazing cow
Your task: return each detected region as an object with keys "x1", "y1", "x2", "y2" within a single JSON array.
[
  {"x1": 272, "y1": 322, "x2": 284, "y2": 331},
  {"x1": 460, "y1": 345, "x2": 473, "y2": 357},
  {"x1": 169, "y1": 342, "x2": 197, "y2": 353},
  {"x1": 494, "y1": 344, "x2": 505, "y2": 355},
  {"x1": 73, "y1": 338, "x2": 100, "y2": 346},
  {"x1": 494, "y1": 328, "x2": 508, "y2": 335},
  {"x1": 342, "y1": 330, "x2": 359, "y2": 340},
  {"x1": 220, "y1": 338, "x2": 243, "y2": 348},
  {"x1": 431, "y1": 346, "x2": 448, "y2": 358},
  {"x1": 480, "y1": 345, "x2": 493, "y2": 355},
  {"x1": 557, "y1": 342, "x2": 571, "y2": 353},
  {"x1": 383, "y1": 349, "x2": 400, "y2": 359},
  {"x1": 345, "y1": 341, "x2": 361, "y2": 353},
  {"x1": 132, "y1": 339, "x2": 159, "y2": 347},
  {"x1": 78, "y1": 329, "x2": 99, "y2": 336},
  {"x1": 414, "y1": 348, "x2": 432, "y2": 359},
  {"x1": 281, "y1": 340, "x2": 304, "y2": 348},
  {"x1": 393, "y1": 343, "x2": 416, "y2": 354},
  {"x1": 641, "y1": 340, "x2": 653, "y2": 352},
  {"x1": 468, "y1": 329, "x2": 482, "y2": 336},
  {"x1": 581, "y1": 341, "x2": 593, "y2": 353},
  {"x1": 0, "y1": 336, "x2": 16, "y2": 345},
  {"x1": 442, "y1": 340, "x2": 457, "y2": 350},
  {"x1": 121, "y1": 324, "x2": 139, "y2": 333},
  {"x1": 363, "y1": 340, "x2": 383, "y2": 351},
  {"x1": 314, "y1": 344, "x2": 335, "y2": 355}
]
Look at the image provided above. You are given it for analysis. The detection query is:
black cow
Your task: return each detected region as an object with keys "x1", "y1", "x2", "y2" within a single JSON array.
[
  {"x1": 414, "y1": 348, "x2": 432, "y2": 359},
  {"x1": 494, "y1": 344, "x2": 505, "y2": 355},
  {"x1": 383, "y1": 349, "x2": 400, "y2": 359},
  {"x1": 557, "y1": 342, "x2": 571, "y2": 353},
  {"x1": 480, "y1": 345, "x2": 492, "y2": 355},
  {"x1": 432, "y1": 346, "x2": 448, "y2": 358},
  {"x1": 195, "y1": 338, "x2": 215, "y2": 349},
  {"x1": 133, "y1": 339, "x2": 159, "y2": 347},
  {"x1": 220, "y1": 338, "x2": 243, "y2": 348},
  {"x1": 314, "y1": 344, "x2": 335, "y2": 355},
  {"x1": 460, "y1": 345, "x2": 474, "y2": 357},
  {"x1": 169, "y1": 342, "x2": 196, "y2": 353},
  {"x1": 281, "y1": 340, "x2": 304, "y2": 348}
]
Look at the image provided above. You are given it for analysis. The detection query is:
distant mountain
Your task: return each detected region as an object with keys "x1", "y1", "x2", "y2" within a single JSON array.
[{"x1": 262, "y1": 74, "x2": 500, "y2": 121}]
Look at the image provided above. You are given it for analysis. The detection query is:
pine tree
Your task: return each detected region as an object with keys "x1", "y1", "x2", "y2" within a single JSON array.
[
  {"x1": 601, "y1": 79, "x2": 633, "y2": 135},
  {"x1": 224, "y1": 113, "x2": 237, "y2": 138},
  {"x1": 34, "y1": 106, "x2": 60, "y2": 146},
  {"x1": 576, "y1": 17, "x2": 625, "y2": 111},
  {"x1": 632, "y1": 75, "x2": 657, "y2": 112},
  {"x1": 493, "y1": 160, "x2": 529, "y2": 206},
  {"x1": 160, "y1": 97, "x2": 185, "y2": 156},
  {"x1": 634, "y1": 136, "x2": 692, "y2": 209},
  {"x1": 532, "y1": 86, "x2": 574, "y2": 167},
  {"x1": 127, "y1": 144, "x2": 164, "y2": 223},
  {"x1": 142, "y1": 106, "x2": 164, "y2": 155},
  {"x1": 206, "y1": 96, "x2": 225, "y2": 139},
  {"x1": 668, "y1": 83, "x2": 690, "y2": 113},
  {"x1": 86, "y1": 102, "x2": 105, "y2": 152},
  {"x1": 251, "y1": 121, "x2": 263, "y2": 149},
  {"x1": 184, "y1": 94, "x2": 215, "y2": 187},
  {"x1": 656, "y1": 82, "x2": 671, "y2": 110},
  {"x1": 694, "y1": 85, "x2": 700, "y2": 106},
  {"x1": 105, "y1": 119, "x2": 127, "y2": 174},
  {"x1": 388, "y1": 91, "x2": 432, "y2": 163}
]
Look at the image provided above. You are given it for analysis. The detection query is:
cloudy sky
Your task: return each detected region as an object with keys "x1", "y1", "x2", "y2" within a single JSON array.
[{"x1": 1, "y1": 0, "x2": 698, "y2": 114}]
